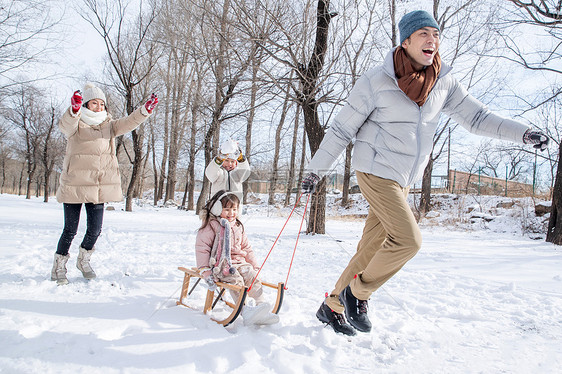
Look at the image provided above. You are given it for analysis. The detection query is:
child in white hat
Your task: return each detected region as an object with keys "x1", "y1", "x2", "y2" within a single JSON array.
[{"x1": 205, "y1": 138, "x2": 250, "y2": 198}]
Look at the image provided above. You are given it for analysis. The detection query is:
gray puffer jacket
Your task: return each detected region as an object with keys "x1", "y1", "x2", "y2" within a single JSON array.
[{"x1": 307, "y1": 48, "x2": 530, "y2": 187}]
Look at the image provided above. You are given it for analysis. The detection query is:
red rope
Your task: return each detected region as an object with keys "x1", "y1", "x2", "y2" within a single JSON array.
[
  {"x1": 283, "y1": 193, "x2": 311, "y2": 289},
  {"x1": 249, "y1": 192, "x2": 308, "y2": 291}
]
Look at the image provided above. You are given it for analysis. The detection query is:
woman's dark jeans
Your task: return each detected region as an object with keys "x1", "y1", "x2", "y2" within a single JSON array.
[{"x1": 56, "y1": 203, "x2": 104, "y2": 255}]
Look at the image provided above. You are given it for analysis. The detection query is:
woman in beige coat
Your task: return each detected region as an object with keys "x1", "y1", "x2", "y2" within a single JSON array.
[{"x1": 51, "y1": 83, "x2": 158, "y2": 285}]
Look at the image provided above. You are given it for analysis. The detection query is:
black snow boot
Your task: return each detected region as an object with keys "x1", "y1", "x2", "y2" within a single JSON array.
[
  {"x1": 316, "y1": 302, "x2": 356, "y2": 336},
  {"x1": 339, "y1": 285, "x2": 372, "y2": 332}
]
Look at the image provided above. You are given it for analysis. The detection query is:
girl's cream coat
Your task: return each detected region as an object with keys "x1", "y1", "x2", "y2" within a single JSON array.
[{"x1": 56, "y1": 107, "x2": 150, "y2": 204}]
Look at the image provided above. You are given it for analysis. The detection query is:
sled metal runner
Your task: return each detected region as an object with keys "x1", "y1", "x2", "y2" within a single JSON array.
[{"x1": 176, "y1": 267, "x2": 284, "y2": 326}]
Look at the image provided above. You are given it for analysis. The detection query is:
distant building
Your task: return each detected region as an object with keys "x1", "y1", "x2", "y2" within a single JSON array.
[{"x1": 448, "y1": 169, "x2": 534, "y2": 197}]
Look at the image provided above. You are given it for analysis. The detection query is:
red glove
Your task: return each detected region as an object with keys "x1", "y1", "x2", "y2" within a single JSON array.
[
  {"x1": 145, "y1": 93, "x2": 158, "y2": 113},
  {"x1": 71, "y1": 90, "x2": 82, "y2": 113}
]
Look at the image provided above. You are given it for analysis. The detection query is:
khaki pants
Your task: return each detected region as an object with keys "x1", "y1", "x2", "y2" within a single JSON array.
[{"x1": 325, "y1": 172, "x2": 422, "y2": 313}]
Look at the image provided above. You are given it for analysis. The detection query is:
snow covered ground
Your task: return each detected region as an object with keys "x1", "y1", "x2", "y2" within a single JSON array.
[{"x1": 0, "y1": 193, "x2": 561, "y2": 373}]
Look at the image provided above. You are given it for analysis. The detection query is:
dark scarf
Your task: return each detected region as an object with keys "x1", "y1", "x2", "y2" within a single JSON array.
[{"x1": 393, "y1": 47, "x2": 441, "y2": 106}]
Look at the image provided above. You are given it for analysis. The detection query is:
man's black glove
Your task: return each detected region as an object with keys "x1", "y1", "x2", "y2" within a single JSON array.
[
  {"x1": 301, "y1": 173, "x2": 320, "y2": 194},
  {"x1": 523, "y1": 129, "x2": 549, "y2": 151}
]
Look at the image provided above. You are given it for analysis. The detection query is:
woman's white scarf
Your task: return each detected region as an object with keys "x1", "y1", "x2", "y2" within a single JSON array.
[{"x1": 81, "y1": 107, "x2": 108, "y2": 126}]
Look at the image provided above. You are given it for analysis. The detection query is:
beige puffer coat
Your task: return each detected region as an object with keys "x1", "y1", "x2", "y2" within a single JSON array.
[{"x1": 56, "y1": 106, "x2": 150, "y2": 204}]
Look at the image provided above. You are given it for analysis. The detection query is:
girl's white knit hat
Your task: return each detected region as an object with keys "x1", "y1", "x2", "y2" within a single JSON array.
[{"x1": 82, "y1": 82, "x2": 106, "y2": 104}]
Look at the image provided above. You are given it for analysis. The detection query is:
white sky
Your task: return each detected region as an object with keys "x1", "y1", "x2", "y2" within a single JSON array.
[{"x1": 37, "y1": 1, "x2": 120, "y2": 105}]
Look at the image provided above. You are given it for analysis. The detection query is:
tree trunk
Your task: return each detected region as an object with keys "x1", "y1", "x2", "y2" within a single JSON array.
[
  {"x1": 269, "y1": 83, "x2": 291, "y2": 205},
  {"x1": 301, "y1": 96, "x2": 326, "y2": 232},
  {"x1": 166, "y1": 153, "x2": 178, "y2": 202},
  {"x1": 35, "y1": 175, "x2": 41, "y2": 198},
  {"x1": 197, "y1": 0, "x2": 231, "y2": 214},
  {"x1": 137, "y1": 140, "x2": 150, "y2": 198},
  {"x1": 341, "y1": 142, "x2": 353, "y2": 206},
  {"x1": 197, "y1": 94, "x2": 225, "y2": 213},
  {"x1": 181, "y1": 172, "x2": 189, "y2": 208},
  {"x1": 420, "y1": 155, "x2": 434, "y2": 213},
  {"x1": 1, "y1": 157, "x2": 6, "y2": 194},
  {"x1": 389, "y1": 0, "x2": 398, "y2": 47},
  {"x1": 187, "y1": 155, "x2": 196, "y2": 210},
  {"x1": 308, "y1": 179, "x2": 326, "y2": 234},
  {"x1": 18, "y1": 166, "x2": 24, "y2": 195},
  {"x1": 165, "y1": 55, "x2": 189, "y2": 203},
  {"x1": 187, "y1": 75, "x2": 201, "y2": 211},
  {"x1": 243, "y1": 46, "x2": 261, "y2": 204},
  {"x1": 25, "y1": 153, "x2": 36, "y2": 200},
  {"x1": 43, "y1": 166, "x2": 51, "y2": 202},
  {"x1": 42, "y1": 107, "x2": 56, "y2": 203},
  {"x1": 298, "y1": 0, "x2": 335, "y2": 234},
  {"x1": 151, "y1": 129, "x2": 158, "y2": 206},
  {"x1": 285, "y1": 105, "x2": 301, "y2": 206},
  {"x1": 125, "y1": 123, "x2": 144, "y2": 212},
  {"x1": 297, "y1": 123, "x2": 307, "y2": 205},
  {"x1": 158, "y1": 55, "x2": 173, "y2": 202},
  {"x1": 547, "y1": 142, "x2": 562, "y2": 244}
]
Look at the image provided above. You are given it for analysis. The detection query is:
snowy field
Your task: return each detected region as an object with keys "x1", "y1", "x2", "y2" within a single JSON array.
[{"x1": 0, "y1": 193, "x2": 561, "y2": 374}]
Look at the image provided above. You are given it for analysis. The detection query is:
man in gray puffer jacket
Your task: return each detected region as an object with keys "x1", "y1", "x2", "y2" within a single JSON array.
[{"x1": 302, "y1": 10, "x2": 549, "y2": 336}]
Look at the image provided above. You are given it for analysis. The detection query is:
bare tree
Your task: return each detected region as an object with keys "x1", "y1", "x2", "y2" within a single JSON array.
[
  {"x1": 149, "y1": 124, "x2": 159, "y2": 205},
  {"x1": 0, "y1": 144, "x2": 8, "y2": 193},
  {"x1": 156, "y1": 55, "x2": 172, "y2": 203},
  {"x1": 268, "y1": 81, "x2": 293, "y2": 205},
  {"x1": 3, "y1": 85, "x2": 41, "y2": 199},
  {"x1": 194, "y1": 0, "x2": 260, "y2": 213},
  {"x1": 184, "y1": 62, "x2": 206, "y2": 211},
  {"x1": 163, "y1": 54, "x2": 191, "y2": 203},
  {"x1": 0, "y1": 119, "x2": 12, "y2": 193},
  {"x1": 296, "y1": 1, "x2": 337, "y2": 234},
  {"x1": 496, "y1": 0, "x2": 562, "y2": 243},
  {"x1": 250, "y1": 0, "x2": 338, "y2": 233},
  {"x1": 418, "y1": 0, "x2": 506, "y2": 213},
  {"x1": 81, "y1": 0, "x2": 160, "y2": 211},
  {"x1": 241, "y1": 45, "x2": 266, "y2": 204},
  {"x1": 152, "y1": 0, "x2": 203, "y2": 204},
  {"x1": 39, "y1": 104, "x2": 64, "y2": 202},
  {"x1": 0, "y1": 0, "x2": 60, "y2": 91},
  {"x1": 284, "y1": 105, "x2": 302, "y2": 206},
  {"x1": 337, "y1": 0, "x2": 381, "y2": 206}
]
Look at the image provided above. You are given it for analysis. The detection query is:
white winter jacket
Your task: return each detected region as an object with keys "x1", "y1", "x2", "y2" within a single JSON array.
[
  {"x1": 205, "y1": 159, "x2": 251, "y2": 197},
  {"x1": 307, "y1": 48, "x2": 531, "y2": 187}
]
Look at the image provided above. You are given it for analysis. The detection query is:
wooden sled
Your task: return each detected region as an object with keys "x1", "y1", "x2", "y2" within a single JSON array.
[{"x1": 176, "y1": 267, "x2": 284, "y2": 327}]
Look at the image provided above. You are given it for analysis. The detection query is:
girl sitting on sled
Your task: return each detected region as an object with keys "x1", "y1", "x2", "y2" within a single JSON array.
[{"x1": 195, "y1": 190, "x2": 279, "y2": 326}]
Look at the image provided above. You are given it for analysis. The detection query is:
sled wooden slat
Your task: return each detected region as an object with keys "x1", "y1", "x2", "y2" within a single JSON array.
[
  {"x1": 176, "y1": 266, "x2": 284, "y2": 326},
  {"x1": 177, "y1": 266, "x2": 247, "y2": 326},
  {"x1": 261, "y1": 280, "x2": 285, "y2": 315}
]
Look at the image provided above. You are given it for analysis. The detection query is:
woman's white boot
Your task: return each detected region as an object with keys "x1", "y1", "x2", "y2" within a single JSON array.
[
  {"x1": 76, "y1": 246, "x2": 96, "y2": 279},
  {"x1": 51, "y1": 253, "x2": 70, "y2": 285}
]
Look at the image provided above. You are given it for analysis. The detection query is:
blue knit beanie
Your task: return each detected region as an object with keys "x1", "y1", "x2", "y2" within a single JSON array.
[{"x1": 399, "y1": 10, "x2": 440, "y2": 45}]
